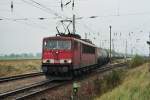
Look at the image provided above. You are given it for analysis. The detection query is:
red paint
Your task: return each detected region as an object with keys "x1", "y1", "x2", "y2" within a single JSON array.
[
  {"x1": 42, "y1": 36, "x2": 98, "y2": 69},
  {"x1": 43, "y1": 49, "x2": 72, "y2": 60}
]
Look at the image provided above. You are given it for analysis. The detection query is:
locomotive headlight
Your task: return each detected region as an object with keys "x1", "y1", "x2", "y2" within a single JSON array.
[
  {"x1": 50, "y1": 59, "x2": 54, "y2": 63},
  {"x1": 42, "y1": 59, "x2": 47, "y2": 63},
  {"x1": 42, "y1": 59, "x2": 54, "y2": 63},
  {"x1": 60, "y1": 59, "x2": 72, "y2": 63},
  {"x1": 67, "y1": 59, "x2": 72, "y2": 63}
]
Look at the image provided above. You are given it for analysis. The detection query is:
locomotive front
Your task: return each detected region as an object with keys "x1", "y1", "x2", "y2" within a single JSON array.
[{"x1": 42, "y1": 37, "x2": 73, "y2": 77}]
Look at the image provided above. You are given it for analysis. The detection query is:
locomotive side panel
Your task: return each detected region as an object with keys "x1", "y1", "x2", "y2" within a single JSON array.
[
  {"x1": 80, "y1": 44, "x2": 97, "y2": 67},
  {"x1": 72, "y1": 41, "x2": 81, "y2": 69}
]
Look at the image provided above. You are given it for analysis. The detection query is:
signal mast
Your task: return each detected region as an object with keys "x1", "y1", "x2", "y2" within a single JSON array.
[{"x1": 147, "y1": 33, "x2": 150, "y2": 57}]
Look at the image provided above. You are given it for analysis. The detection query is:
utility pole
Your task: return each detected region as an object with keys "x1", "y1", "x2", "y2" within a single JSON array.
[
  {"x1": 131, "y1": 47, "x2": 133, "y2": 57},
  {"x1": 147, "y1": 33, "x2": 150, "y2": 58},
  {"x1": 73, "y1": 14, "x2": 76, "y2": 34},
  {"x1": 112, "y1": 39, "x2": 114, "y2": 51},
  {"x1": 109, "y1": 25, "x2": 112, "y2": 63},
  {"x1": 125, "y1": 40, "x2": 127, "y2": 62},
  {"x1": 85, "y1": 33, "x2": 87, "y2": 39},
  {"x1": 11, "y1": 1, "x2": 13, "y2": 13},
  {"x1": 149, "y1": 32, "x2": 150, "y2": 57}
]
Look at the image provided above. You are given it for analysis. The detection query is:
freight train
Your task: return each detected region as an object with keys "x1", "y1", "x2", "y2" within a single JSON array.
[{"x1": 42, "y1": 34, "x2": 110, "y2": 79}]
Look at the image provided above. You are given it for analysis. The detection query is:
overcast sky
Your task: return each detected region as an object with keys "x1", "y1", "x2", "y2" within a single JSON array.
[{"x1": 0, "y1": 0, "x2": 150, "y2": 56}]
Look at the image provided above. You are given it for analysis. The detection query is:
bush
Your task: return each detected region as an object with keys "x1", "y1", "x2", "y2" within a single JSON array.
[
  {"x1": 93, "y1": 78, "x2": 104, "y2": 95},
  {"x1": 93, "y1": 69, "x2": 123, "y2": 96},
  {"x1": 129, "y1": 55, "x2": 145, "y2": 68},
  {"x1": 105, "y1": 70, "x2": 122, "y2": 89}
]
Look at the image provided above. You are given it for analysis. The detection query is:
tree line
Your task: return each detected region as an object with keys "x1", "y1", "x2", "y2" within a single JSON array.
[{"x1": 0, "y1": 53, "x2": 41, "y2": 59}]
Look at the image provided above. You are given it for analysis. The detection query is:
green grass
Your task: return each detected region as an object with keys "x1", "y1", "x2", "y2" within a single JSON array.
[
  {"x1": 95, "y1": 63, "x2": 150, "y2": 100},
  {"x1": 93, "y1": 69, "x2": 124, "y2": 96}
]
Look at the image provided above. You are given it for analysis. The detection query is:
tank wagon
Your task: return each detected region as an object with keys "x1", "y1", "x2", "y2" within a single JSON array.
[{"x1": 42, "y1": 34, "x2": 109, "y2": 79}]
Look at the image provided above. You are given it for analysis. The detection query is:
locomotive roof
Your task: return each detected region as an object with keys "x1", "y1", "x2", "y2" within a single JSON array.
[{"x1": 43, "y1": 36, "x2": 96, "y2": 47}]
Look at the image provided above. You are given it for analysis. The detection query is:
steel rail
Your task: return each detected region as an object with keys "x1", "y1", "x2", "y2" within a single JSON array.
[
  {"x1": 0, "y1": 72, "x2": 44, "y2": 83},
  {"x1": 16, "y1": 82, "x2": 67, "y2": 100},
  {"x1": 0, "y1": 79, "x2": 54, "y2": 99},
  {"x1": 97, "y1": 62, "x2": 127, "y2": 72}
]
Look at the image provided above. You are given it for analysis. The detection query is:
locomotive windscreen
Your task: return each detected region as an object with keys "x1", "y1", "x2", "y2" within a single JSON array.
[{"x1": 44, "y1": 40, "x2": 71, "y2": 50}]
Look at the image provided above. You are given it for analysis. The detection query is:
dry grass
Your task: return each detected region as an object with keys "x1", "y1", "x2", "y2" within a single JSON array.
[
  {"x1": 95, "y1": 62, "x2": 150, "y2": 100},
  {"x1": 129, "y1": 55, "x2": 145, "y2": 68},
  {"x1": 0, "y1": 59, "x2": 41, "y2": 77}
]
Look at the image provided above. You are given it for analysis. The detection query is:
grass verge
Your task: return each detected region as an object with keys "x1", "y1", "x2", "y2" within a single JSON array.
[
  {"x1": 95, "y1": 63, "x2": 150, "y2": 100},
  {"x1": 0, "y1": 59, "x2": 41, "y2": 77},
  {"x1": 128, "y1": 55, "x2": 145, "y2": 68}
]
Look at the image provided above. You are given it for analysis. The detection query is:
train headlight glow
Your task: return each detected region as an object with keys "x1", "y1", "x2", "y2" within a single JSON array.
[
  {"x1": 67, "y1": 59, "x2": 72, "y2": 63},
  {"x1": 60, "y1": 59, "x2": 72, "y2": 63},
  {"x1": 42, "y1": 59, "x2": 47, "y2": 63},
  {"x1": 50, "y1": 59, "x2": 54, "y2": 63},
  {"x1": 64, "y1": 59, "x2": 72, "y2": 63},
  {"x1": 42, "y1": 59, "x2": 54, "y2": 63}
]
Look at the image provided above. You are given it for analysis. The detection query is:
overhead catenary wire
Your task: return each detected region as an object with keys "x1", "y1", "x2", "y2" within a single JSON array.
[
  {"x1": 29, "y1": 0, "x2": 58, "y2": 14},
  {"x1": 2, "y1": 0, "x2": 150, "y2": 32},
  {"x1": 21, "y1": 0, "x2": 63, "y2": 18},
  {"x1": 1, "y1": 12, "x2": 150, "y2": 21},
  {"x1": 0, "y1": 17, "x2": 57, "y2": 21},
  {"x1": 12, "y1": 18, "x2": 51, "y2": 30},
  {"x1": 0, "y1": 16, "x2": 51, "y2": 30},
  {"x1": 11, "y1": 1, "x2": 13, "y2": 13}
]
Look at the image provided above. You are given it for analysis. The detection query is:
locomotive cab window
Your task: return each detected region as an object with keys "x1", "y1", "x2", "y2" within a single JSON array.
[
  {"x1": 44, "y1": 40, "x2": 71, "y2": 50},
  {"x1": 82, "y1": 44, "x2": 95, "y2": 54},
  {"x1": 44, "y1": 41, "x2": 47, "y2": 47}
]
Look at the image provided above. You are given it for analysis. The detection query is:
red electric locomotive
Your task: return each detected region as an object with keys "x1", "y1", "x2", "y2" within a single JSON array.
[{"x1": 42, "y1": 34, "x2": 109, "y2": 79}]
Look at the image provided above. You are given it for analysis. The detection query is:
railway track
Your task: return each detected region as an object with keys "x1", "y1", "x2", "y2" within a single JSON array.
[
  {"x1": 0, "y1": 72, "x2": 44, "y2": 83},
  {"x1": 0, "y1": 62, "x2": 127, "y2": 100},
  {"x1": 98, "y1": 62, "x2": 127, "y2": 72},
  {"x1": 0, "y1": 79, "x2": 66, "y2": 100}
]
